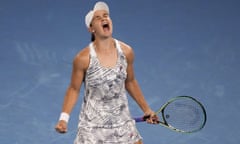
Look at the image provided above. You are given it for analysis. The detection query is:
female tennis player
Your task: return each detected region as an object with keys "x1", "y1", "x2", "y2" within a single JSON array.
[{"x1": 55, "y1": 2, "x2": 158, "y2": 144}]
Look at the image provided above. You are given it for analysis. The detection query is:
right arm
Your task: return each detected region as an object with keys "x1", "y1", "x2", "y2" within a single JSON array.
[
  {"x1": 55, "y1": 48, "x2": 89, "y2": 133},
  {"x1": 61, "y1": 53, "x2": 86, "y2": 114}
]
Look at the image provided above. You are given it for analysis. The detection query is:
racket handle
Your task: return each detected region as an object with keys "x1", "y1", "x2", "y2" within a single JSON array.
[
  {"x1": 134, "y1": 117, "x2": 145, "y2": 122},
  {"x1": 134, "y1": 115, "x2": 160, "y2": 123}
]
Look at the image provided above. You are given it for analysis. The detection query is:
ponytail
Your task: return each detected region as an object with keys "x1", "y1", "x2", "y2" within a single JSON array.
[{"x1": 91, "y1": 33, "x2": 95, "y2": 42}]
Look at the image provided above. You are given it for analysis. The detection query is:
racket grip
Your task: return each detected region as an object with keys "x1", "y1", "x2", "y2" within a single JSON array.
[{"x1": 134, "y1": 117, "x2": 145, "y2": 122}]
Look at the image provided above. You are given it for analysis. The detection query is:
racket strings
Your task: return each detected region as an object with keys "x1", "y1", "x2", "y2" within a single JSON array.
[{"x1": 163, "y1": 98, "x2": 206, "y2": 132}]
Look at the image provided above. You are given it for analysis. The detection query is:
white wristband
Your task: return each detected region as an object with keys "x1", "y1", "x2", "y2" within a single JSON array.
[{"x1": 59, "y1": 112, "x2": 70, "y2": 123}]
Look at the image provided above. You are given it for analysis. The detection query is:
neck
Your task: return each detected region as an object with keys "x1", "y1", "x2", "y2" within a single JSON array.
[{"x1": 94, "y1": 37, "x2": 114, "y2": 51}]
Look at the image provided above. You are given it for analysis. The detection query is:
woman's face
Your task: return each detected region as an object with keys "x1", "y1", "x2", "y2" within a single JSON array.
[{"x1": 90, "y1": 10, "x2": 113, "y2": 39}]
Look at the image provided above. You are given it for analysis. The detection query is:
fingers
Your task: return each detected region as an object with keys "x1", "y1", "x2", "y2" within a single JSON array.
[
  {"x1": 55, "y1": 120, "x2": 68, "y2": 133},
  {"x1": 145, "y1": 115, "x2": 159, "y2": 124},
  {"x1": 150, "y1": 115, "x2": 160, "y2": 124},
  {"x1": 144, "y1": 110, "x2": 159, "y2": 124}
]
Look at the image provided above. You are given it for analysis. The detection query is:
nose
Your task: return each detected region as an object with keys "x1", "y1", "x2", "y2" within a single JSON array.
[{"x1": 101, "y1": 16, "x2": 108, "y2": 21}]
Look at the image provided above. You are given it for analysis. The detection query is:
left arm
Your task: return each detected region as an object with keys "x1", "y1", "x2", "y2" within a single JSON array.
[{"x1": 121, "y1": 42, "x2": 157, "y2": 123}]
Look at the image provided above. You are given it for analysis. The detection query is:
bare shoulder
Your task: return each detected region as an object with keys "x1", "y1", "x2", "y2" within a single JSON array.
[
  {"x1": 118, "y1": 40, "x2": 134, "y2": 62},
  {"x1": 73, "y1": 46, "x2": 90, "y2": 71}
]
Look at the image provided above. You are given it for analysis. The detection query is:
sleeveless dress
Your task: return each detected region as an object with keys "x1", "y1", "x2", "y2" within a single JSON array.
[{"x1": 74, "y1": 39, "x2": 142, "y2": 144}]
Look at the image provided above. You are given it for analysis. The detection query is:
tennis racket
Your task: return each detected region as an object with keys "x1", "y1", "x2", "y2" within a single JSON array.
[{"x1": 134, "y1": 96, "x2": 207, "y2": 133}]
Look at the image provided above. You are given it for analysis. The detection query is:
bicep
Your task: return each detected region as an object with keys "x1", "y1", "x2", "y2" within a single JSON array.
[
  {"x1": 69, "y1": 54, "x2": 88, "y2": 92},
  {"x1": 70, "y1": 65, "x2": 84, "y2": 92},
  {"x1": 126, "y1": 60, "x2": 135, "y2": 83},
  {"x1": 124, "y1": 44, "x2": 136, "y2": 84}
]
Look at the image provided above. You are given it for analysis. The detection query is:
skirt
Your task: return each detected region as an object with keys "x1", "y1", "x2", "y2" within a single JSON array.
[{"x1": 74, "y1": 120, "x2": 142, "y2": 144}]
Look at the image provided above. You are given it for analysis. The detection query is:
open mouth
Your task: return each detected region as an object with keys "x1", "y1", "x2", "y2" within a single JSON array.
[{"x1": 102, "y1": 23, "x2": 110, "y2": 31}]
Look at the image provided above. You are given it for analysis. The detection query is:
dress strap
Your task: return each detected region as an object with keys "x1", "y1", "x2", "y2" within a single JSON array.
[
  {"x1": 89, "y1": 42, "x2": 97, "y2": 57},
  {"x1": 114, "y1": 39, "x2": 123, "y2": 53}
]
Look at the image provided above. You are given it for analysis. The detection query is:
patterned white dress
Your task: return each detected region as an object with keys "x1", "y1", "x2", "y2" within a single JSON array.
[{"x1": 74, "y1": 39, "x2": 142, "y2": 144}]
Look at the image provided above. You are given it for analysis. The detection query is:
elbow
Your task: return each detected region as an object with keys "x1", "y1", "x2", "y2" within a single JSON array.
[
  {"x1": 125, "y1": 78, "x2": 136, "y2": 91},
  {"x1": 66, "y1": 84, "x2": 81, "y2": 97}
]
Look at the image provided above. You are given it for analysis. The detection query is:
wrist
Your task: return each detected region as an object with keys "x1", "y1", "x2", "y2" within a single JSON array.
[
  {"x1": 59, "y1": 112, "x2": 70, "y2": 123},
  {"x1": 143, "y1": 108, "x2": 154, "y2": 114}
]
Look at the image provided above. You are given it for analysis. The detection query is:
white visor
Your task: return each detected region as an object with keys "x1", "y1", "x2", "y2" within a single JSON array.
[{"x1": 85, "y1": 1, "x2": 109, "y2": 28}]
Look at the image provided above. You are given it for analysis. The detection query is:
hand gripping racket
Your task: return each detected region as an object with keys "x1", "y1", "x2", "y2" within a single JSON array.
[{"x1": 134, "y1": 96, "x2": 207, "y2": 133}]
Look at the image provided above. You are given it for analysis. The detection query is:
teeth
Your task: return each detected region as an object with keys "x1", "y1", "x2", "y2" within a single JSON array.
[
  {"x1": 102, "y1": 22, "x2": 108, "y2": 26},
  {"x1": 103, "y1": 24, "x2": 108, "y2": 27}
]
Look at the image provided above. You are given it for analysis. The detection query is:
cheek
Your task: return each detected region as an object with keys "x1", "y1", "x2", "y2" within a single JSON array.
[
  {"x1": 108, "y1": 18, "x2": 113, "y2": 24},
  {"x1": 108, "y1": 20, "x2": 113, "y2": 29},
  {"x1": 91, "y1": 23, "x2": 101, "y2": 31}
]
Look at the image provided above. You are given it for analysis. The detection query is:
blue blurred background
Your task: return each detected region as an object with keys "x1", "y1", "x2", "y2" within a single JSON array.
[{"x1": 1, "y1": 0, "x2": 240, "y2": 143}]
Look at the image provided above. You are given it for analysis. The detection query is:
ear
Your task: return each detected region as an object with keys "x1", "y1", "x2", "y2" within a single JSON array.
[{"x1": 88, "y1": 27, "x2": 95, "y2": 33}]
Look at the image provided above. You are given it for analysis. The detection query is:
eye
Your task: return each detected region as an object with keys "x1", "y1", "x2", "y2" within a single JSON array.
[
  {"x1": 103, "y1": 13, "x2": 109, "y2": 18},
  {"x1": 95, "y1": 16, "x2": 101, "y2": 20}
]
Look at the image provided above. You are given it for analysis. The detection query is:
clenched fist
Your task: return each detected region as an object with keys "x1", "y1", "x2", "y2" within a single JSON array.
[{"x1": 55, "y1": 120, "x2": 68, "y2": 133}]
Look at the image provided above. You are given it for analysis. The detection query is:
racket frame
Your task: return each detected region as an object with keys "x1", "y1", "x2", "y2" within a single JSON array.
[{"x1": 135, "y1": 96, "x2": 207, "y2": 133}]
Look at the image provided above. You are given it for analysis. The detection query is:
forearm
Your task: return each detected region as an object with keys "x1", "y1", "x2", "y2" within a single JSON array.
[
  {"x1": 61, "y1": 86, "x2": 80, "y2": 114},
  {"x1": 125, "y1": 79, "x2": 151, "y2": 113}
]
